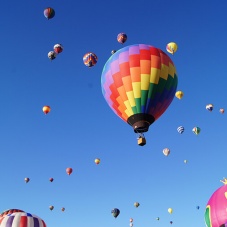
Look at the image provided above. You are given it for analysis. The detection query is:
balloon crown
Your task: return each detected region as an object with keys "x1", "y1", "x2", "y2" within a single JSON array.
[{"x1": 220, "y1": 177, "x2": 227, "y2": 184}]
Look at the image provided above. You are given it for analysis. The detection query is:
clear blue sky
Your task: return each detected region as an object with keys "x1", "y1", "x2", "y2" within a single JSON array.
[{"x1": 0, "y1": 0, "x2": 226, "y2": 227}]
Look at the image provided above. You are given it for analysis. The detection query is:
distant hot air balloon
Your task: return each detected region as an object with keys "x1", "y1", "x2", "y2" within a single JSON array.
[
  {"x1": 168, "y1": 208, "x2": 173, "y2": 214},
  {"x1": 130, "y1": 218, "x2": 133, "y2": 222},
  {"x1": 175, "y1": 90, "x2": 184, "y2": 99},
  {"x1": 53, "y1": 44, "x2": 63, "y2": 54},
  {"x1": 196, "y1": 206, "x2": 200, "y2": 210},
  {"x1": 156, "y1": 217, "x2": 160, "y2": 220},
  {"x1": 192, "y1": 127, "x2": 201, "y2": 135},
  {"x1": 0, "y1": 212, "x2": 46, "y2": 227},
  {"x1": 117, "y1": 33, "x2": 127, "y2": 44},
  {"x1": 184, "y1": 159, "x2": 188, "y2": 164},
  {"x1": 166, "y1": 42, "x2": 178, "y2": 55},
  {"x1": 170, "y1": 221, "x2": 173, "y2": 224},
  {"x1": 44, "y1": 7, "x2": 55, "y2": 20},
  {"x1": 49, "y1": 206, "x2": 54, "y2": 211},
  {"x1": 111, "y1": 208, "x2": 120, "y2": 218},
  {"x1": 206, "y1": 104, "x2": 214, "y2": 112},
  {"x1": 129, "y1": 223, "x2": 133, "y2": 227},
  {"x1": 134, "y1": 202, "x2": 140, "y2": 208},
  {"x1": 83, "y1": 52, "x2": 98, "y2": 67},
  {"x1": 177, "y1": 126, "x2": 184, "y2": 134},
  {"x1": 101, "y1": 44, "x2": 178, "y2": 146},
  {"x1": 220, "y1": 108, "x2": 225, "y2": 114},
  {"x1": 94, "y1": 158, "x2": 100, "y2": 165},
  {"x1": 66, "y1": 167, "x2": 73, "y2": 175},
  {"x1": 48, "y1": 51, "x2": 57, "y2": 60},
  {"x1": 163, "y1": 148, "x2": 170, "y2": 156},
  {"x1": 111, "y1": 50, "x2": 116, "y2": 55},
  {"x1": 43, "y1": 106, "x2": 51, "y2": 115},
  {"x1": 49, "y1": 178, "x2": 54, "y2": 182},
  {"x1": 61, "y1": 207, "x2": 65, "y2": 212},
  {"x1": 24, "y1": 178, "x2": 30, "y2": 183}
]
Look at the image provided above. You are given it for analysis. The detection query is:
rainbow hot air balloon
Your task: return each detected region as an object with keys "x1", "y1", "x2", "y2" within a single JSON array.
[
  {"x1": 0, "y1": 212, "x2": 46, "y2": 227},
  {"x1": 83, "y1": 52, "x2": 98, "y2": 67},
  {"x1": 44, "y1": 7, "x2": 55, "y2": 20},
  {"x1": 205, "y1": 178, "x2": 227, "y2": 227},
  {"x1": 101, "y1": 44, "x2": 178, "y2": 146},
  {"x1": 166, "y1": 42, "x2": 178, "y2": 55}
]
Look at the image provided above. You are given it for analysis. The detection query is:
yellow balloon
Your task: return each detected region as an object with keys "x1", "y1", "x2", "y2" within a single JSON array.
[
  {"x1": 166, "y1": 42, "x2": 178, "y2": 55},
  {"x1": 94, "y1": 158, "x2": 100, "y2": 165},
  {"x1": 168, "y1": 208, "x2": 173, "y2": 214},
  {"x1": 175, "y1": 91, "x2": 184, "y2": 99}
]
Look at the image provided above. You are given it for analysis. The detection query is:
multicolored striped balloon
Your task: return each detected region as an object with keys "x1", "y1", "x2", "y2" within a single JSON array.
[
  {"x1": 44, "y1": 7, "x2": 55, "y2": 20},
  {"x1": 101, "y1": 44, "x2": 178, "y2": 133},
  {"x1": 0, "y1": 209, "x2": 24, "y2": 218},
  {"x1": 205, "y1": 181, "x2": 227, "y2": 227},
  {"x1": 177, "y1": 126, "x2": 184, "y2": 134},
  {"x1": 0, "y1": 212, "x2": 46, "y2": 227},
  {"x1": 83, "y1": 52, "x2": 98, "y2": 67}
]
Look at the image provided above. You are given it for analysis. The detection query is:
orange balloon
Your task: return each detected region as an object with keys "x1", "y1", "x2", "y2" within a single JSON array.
[
  {"x1": 94, "y1": 158, "x2": 100, "y2": 165},
  {"x1": 43, "y1": 105, "x2": 51, "y2": 114},
  {"x1": 66, "y1": 167, "x2": 73, "y2": 175}
]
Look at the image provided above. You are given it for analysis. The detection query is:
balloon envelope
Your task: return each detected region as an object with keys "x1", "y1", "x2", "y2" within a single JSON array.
[
  {"x1": 163, "y1": 148, "x2": 170, "y2": 156},
  {"x1": 66, "y1": 167, "x2": 73, "y2": 175},
  {"x1": 83, "y1": 52, "x2": 98, "y2": 67},
  {"x1": 206, "y1": 104, "x2": 214, "y2": 112},
  {"x1": 111, "y1": 208, "x2": 120, "y2": 218},
  {"x1": 44, "y1": 7, "x2": 55, "y2": 19},
  {"x1": 0, "y1": 209, "x2": 24, "y2": 218},
  {"x1": 168, "y1": 208, "x2": 173, "y2": 214},
  {"x1": 166, "y1": 42, "x2": 178, "y2": 54},
  {"x1": 101, "y1": 44, "x2": 178, "y2": 134},
  {"x1": 175, "y1": 90, "x2": 184, "y2": 99},
  {"x1": 43, "y1": 106, "x2": 51, "y2": 114},
  {"x1": 117, "y1": 33, "x2": 127, "y2": 44},
  {"x1": 0, "y1": 212, "x2": 46, "y2": 227},
  {"x1": 192, "y1": 127, "x2": 201, "y2": 135},
  {"x1": 177, "y1": 126, "x2": 184, "y2": 134}
]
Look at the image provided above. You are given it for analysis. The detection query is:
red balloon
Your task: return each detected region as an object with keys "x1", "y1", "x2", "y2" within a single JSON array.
[{"x1": 66, "y1": 168, "x2": 73, "y2": 175}]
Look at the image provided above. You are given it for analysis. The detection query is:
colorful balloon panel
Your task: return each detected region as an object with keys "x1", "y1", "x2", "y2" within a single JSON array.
[
  {"x1": 0, "y1": 212, "x2": 46, "y2": 227},
  {"x1": 101, "y1": 44, "x2": 178, "y2": 132},
  {"x1": 205, "y1": 184, "x2": 227, "y2": 227}
]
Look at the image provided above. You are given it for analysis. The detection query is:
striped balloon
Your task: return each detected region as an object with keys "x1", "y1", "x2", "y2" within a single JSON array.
[
  {"x1": 177, "y1": 126, "x2": 184, "y2": 134},
  {"x1": 0, "y1": 212, "x2": 46, "y2": 227},
  {"x1": 101, "y1": 44, "x2": 178, "y2": 133},
  {"x1": 206, "y1": 104, "x2": 214, "y2": 112},
  {"x1": 0, "y1": 209, "x2": 24, "y2": 218},
  {"x1": 117, "y1": 33, "x2": 127, "y2": 44},
  {"x1": 43, "y1": 7, "x2": 55, "y2": 20},
  {"x1": 83, "y1": 52, "x2": 98, "y2": 67}
]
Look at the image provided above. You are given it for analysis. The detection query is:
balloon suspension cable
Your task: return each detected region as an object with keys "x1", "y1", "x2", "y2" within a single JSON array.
[{"x1": 136, "y1": 131, "x2": 145, "y2": 140}]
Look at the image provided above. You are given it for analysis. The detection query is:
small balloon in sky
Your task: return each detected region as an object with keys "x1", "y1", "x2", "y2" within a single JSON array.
[
  {"x1": 134, "y1": 202, "x2": 140, "y2": 208},
  {"x1": 163, "y1": 148, "x2": 170, "y2": 156},
  {"x1": 111, "y1": 50, "x2": 116, "y2": 55},
  {"x1": 53, "y1": 44, "x2": 63, "y2": 54},
  {"x1": 111, "y1": 208, "x2": 120, "y2": 218},
  {"x1": 24, "y1": 177, "x2": 30, "y2": 183},
  {"x1": 44, "y1": 7, "x2": 55, "y2": 20},
  {"x1": 175, "y1": 90, "x2": 184, "y2": 99},
  {"x1": 177, "y1": 126, "x2": 184, "y2": 134},
  {"x1": 166, "y1": 42, "x2": 178, "y2": 55},
  {"x1": 94, "y1": 158, "x2": 100, "y2": 165},
  {"x1": 184, "y1": 160, "x2": 188, "y2": 164},
  {"x1": 49, "y1": 178, "x2": 54, "y2": 182},
  {"x1": 206, "y1": 104, "x2": 214, "y2": 112},
  {"x1": 49, "y1": 206, "x2": 54, "y2": 211},
  {"x1": 61, "y1": 207, "x2": 65, "y2": 212},
  {"x1": 168, "y1": 208, "x2": 173, "y2": 214},
  {"x1": 220, "y1": 108, "x2": 225, "y2": 114},
  {"x1": 48, "y1": 51, "x2": 57, "y2": 61},
  {"x1": 117, "y1": 33, "x2": 127, "y2": 44},
  {"x1": 192, "y1": 127, "x2": 201, "y2": 135},
  {"x1": 83, "y1": 52, "x2": 98, "y2": 67},
  {"x1": 43, "y1": 105, "x2": 51, "y2": 115},
  {"x1": 66, "y1": 167, "x2": 73, "y2": 175}
]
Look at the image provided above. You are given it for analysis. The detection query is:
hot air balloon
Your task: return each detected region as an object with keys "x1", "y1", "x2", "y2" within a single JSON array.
[
  {"x1": 196, "y1": 206, "x2": 200, "y2": 209},
  {"x1": 44, "y1": 7, "x2": 55, "y2": 20},
  {"x1": 166, "y1": 42, "x2": 178, "y2": 55},
  {"x1": 130, "y1": 218, "x2": 133, "y2": 222},
  {"x1": 184, "y1": 159, "x2": 188, "y2": 164},
  {"x1": 101, "y1": 44, "x2": 178, "y2": 146},
  {"x1": 0, "y1": 209, "x2": 24, "y2": 218},
  {"x1": 42, "y1": 106, "x2": 51, "y2": 114},
  {"x1": 83, "y1": 52, "x2": 98, "y2": 67},
  {"x1": 61, "y1": 207, "x2": 65, "y2": 212},
  {"x1": 0, "y1": 212, "x2": 46, "y2": 227},
  {"x1": 111, "y1": 50, "x2": 116, "y2": 55},
  {"x1": 192, "y1": 127, "x2": 201, "y2": 135},
  {"x1": 205, "y1": 178, "x2": 227, "y2": 227},
  {"x1": 156, "y1": 217, "x2": 160, "y2": 220},
  {"x1": 117, "y1": 33, "x2": 127, "y2": 44},
  {"x1": 163, "y1": 148, "x2": 170, "y2": 156},
  {"x1": 111, "y1": 208, "x2": 120, "y2": 218},
  {"x1": 94, "y1": 158, "x2": 100, "y2": 165},
  {"x1": 206, "y1": 104, "x2": 214, "y2": 112},
  {"x1": 220, "y1": 108, "x2": 225, "y2": 114},
  {"x1": 168, "y1": 208, "x2": 173, "y2": 214},
  {"x1": 48, "y1": 51, "x2": 57, "y2": 60},
  {"x1": 129, "y1": 223, "x2": 133, "y2": 227},
  {"x1": 66, "y1": 167, "x2": 73, "y2": 175},
  {"x1": 134, "y1": 202, "x2": 140, "y2": 208},
  {"x1": 175, "y1": 90, "x2": 184, "y2": 99},
  {"x1": 24, "y1": 178, "x2": 30, "y2": 183},
  {"x1": 170, "y1": 221, "x2": 173, "y2": 224},
  {"x1": 177, "y1": 126, "x2": 184, "y2": 134},
  {"x1": 53, "y1": 44, "x2": 63, "y2": 54},
  {"x1": 49, "y1": 206, "x2": 54, "y2": 211},
  {"x1": 49, "y1": 178, "x2": 54, "y2": 182}
]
